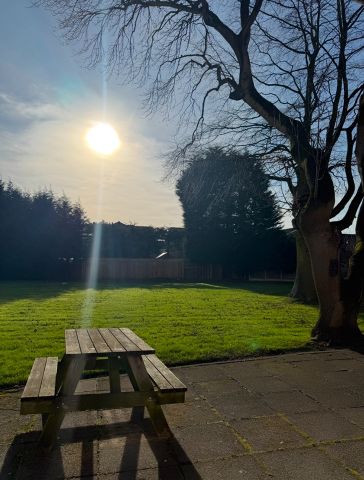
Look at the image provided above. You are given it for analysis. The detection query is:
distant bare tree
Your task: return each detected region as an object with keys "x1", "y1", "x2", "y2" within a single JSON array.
[{"x1": 39, "y1": 0, "x2": 364, "y2": 344}]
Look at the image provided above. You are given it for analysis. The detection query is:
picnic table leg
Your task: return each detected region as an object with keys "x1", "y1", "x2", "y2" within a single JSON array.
[
  {"x1": 41, "y1": 414, "x2": 49, "y2": 429},
  {"x1": 39, "y1": 355, "x2": 87, "y2": 450},
  {"x1": 126, "y1": 355, "x2": 171, "y2": 437},
  {"x1": 121, "y1": 357, "x2": 144, "y2": 423},
  {"x1": 108, "y1": 356, "x2": 121, "y2": 393}
]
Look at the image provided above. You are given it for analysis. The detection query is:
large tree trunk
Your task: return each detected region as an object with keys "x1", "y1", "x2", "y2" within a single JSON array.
[
  {"x1": 294, "y1": 152, "x2": 359, "y2": 344},
  {"x1": 297, "y1": 95, "x2": 364, "y2": 345},
  {"x1": 339, "y1": 94, "x2": 364, "y2": 342},
  {"x1": 299, "y1": 203, "x2": 346, "y2": 342},
  {"x1": 291, "y1": 229, "x2": 317, "y2": 303}
]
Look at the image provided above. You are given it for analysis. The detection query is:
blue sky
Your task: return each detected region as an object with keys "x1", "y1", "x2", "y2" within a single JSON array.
[{"x1": 0, "y1": 1, "x2": 183, "y2": 226}]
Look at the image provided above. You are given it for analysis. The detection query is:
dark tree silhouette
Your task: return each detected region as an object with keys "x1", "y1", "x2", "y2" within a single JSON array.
[
  {"x1": 87, "y1": 222, "x2": 163, "y2": 259},
  {"x1": 0, "y1": 181, "x2": 86, "y2": 280},
  {"x1": 176, "y1": 148, "x2": 293, "y2": 276},
  {"x1": 38, "y1": 0, "x2": 364, "y2": 344}
]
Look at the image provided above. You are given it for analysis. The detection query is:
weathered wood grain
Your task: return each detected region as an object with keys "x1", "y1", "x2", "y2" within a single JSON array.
[
  {"x1": 144, "y1": 354, "x2": 186, "y2": 391},
  {"x1": 76, "y1": 329, "x2": 97, "y2": 354},
  {"x1": 22, "y1": 358, "x2": 47, "y2": 399},
  {"x1": 110, "y1": 328, "x2": 140, "y2": 352},
  {"x1": 99, "y1": 328, "x2": 126, "y2": 353},
  {"x1": 88, "y1": 328, "x2": 111, "y2": 353},
  {"x1": 65, "y1": 329, "x2": 81, "y2": 355},
  {"x1": 39, "y1": 357, "x2": 58, "y2": 398},
  {"x1": 121, "y1": 328, "x2": 155, "y2": 353}
]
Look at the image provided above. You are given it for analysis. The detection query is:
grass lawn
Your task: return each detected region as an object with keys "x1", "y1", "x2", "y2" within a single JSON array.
[{"x1": 0, "y1": 280, "x2": 357, "y2": 387}]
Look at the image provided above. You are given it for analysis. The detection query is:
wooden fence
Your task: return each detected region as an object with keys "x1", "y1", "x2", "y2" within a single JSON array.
[
  {"x1": 81, "y1": 258, "x2": 223, "y2": 282},
  {"x1": 248, "y1": 271, "x2": 295, "y2": 282},
  {"x1": 80, "y1": 259, "x2": 295, "y2": 282}
]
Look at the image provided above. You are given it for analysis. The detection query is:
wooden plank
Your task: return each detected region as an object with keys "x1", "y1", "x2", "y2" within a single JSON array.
[
  {"x1": 99, "y1": 328, "x2": 126, "y2": 353},
  {"x1": 85, "y1": 358, "x2": 109, "y2": 371},
  {"x1": 143, "y1": 356, "x2": 173, "y2": 391},
  {"x1": 65, "y1": 329, "x2": 81, "y2": 355},
  {"x1": 40, "y1": 355, "x2": 87, "y2": 449},
  {"x1": 39, "y1": 357, "x2": 58, "y2": 398},
  {"x1": 21, "y1": 390, "x2": 185, "y2": 415},
  {"x1": 127, "y1": 355, "x2": 171, "y2": 436},
  {"x1": 108, "y1": 357, "x2": 121, "y2": 393},
  {"x1": 110, "y1": 328, "x2": 141, "y2": 352},
  {"x1": 120, "y1": 357, "x2": 145, "y2": 422},
  {"x1": 21, "y1": 398, "x2": 54, "y2": 415},
  {"x1": 120, "y1": 328, "x2": 155, "y2": 353},
  {"x1": 88, "y1": 328, "x2": 111, "y2": 354},
  {"x1": 76, "y1": 329, "x2": 97, "y2": 354},
  {"x1": 22, "y1": 357, "x2": 47, "y2": 399},
  {"x1": 145, "y1": 354, "x2": 186, "y2": 391}
]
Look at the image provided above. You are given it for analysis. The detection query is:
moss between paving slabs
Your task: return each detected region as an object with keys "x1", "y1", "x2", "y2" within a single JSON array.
[{"x1": 1, "y1": 281, "x2": 363, "y2": 387}]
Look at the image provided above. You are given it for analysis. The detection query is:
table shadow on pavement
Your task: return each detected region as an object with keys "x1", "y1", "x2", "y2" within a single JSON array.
[{"x1": 0, "y1": 412, "x2": 202, "y2": 479}]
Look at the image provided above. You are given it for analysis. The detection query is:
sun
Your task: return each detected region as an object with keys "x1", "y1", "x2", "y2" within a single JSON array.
[{"x1": 86, "y1": 122, "x2": 121, "y2": 155}]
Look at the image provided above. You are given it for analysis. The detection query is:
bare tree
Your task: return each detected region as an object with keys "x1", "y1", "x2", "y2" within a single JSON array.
[{"x1": 39, "y1": 0, "x2": 364, "y2": 344}]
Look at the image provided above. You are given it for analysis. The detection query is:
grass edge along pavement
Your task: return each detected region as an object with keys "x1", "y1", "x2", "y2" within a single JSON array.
[{"x1": 1, "y1": 280, "x2": 354, "y2": 387}]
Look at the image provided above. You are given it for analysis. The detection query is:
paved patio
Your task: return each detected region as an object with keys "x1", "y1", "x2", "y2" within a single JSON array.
[{"x1": 2, "y1": 349, "x2": 364, "y2": 479}]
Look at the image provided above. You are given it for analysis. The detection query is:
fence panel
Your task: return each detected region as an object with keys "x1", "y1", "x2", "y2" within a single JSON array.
[
  {"x1": 81, "y1": 258, "x2": 223, "y2": 282},
  {"x1": 82, "y1": 258, "x2": 185, "y2": 281}
]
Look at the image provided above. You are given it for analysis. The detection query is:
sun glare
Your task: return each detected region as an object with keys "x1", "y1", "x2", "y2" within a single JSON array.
[{"x1": 86, "y1": 122, "x2": 121, "y2": 155}]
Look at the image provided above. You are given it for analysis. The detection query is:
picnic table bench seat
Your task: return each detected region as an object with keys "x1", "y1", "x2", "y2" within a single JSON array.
[
  {"x1": 20, "y1": 353, "x2": 186, "y2": 415},
  {"x1": 143, "y1": 354, "x2": 187, "y2": 394},
  {"x1": 21, "y1": 357, "x2": 58, "y2": 414}
]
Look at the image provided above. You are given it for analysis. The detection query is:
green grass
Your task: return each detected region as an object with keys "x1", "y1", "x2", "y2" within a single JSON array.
[{"x1": 0, "y1": 280, "x2": 357, "y2": 387}]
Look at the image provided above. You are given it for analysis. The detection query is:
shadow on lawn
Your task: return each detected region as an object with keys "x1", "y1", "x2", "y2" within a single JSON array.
[
  {"x1": 0, "y1": 280, "x2": 232, "y2": 305},
  {"x1": 0, "y1": 281, "x2": 82, "y2": 304},
  {"x1": 1, "y1": 416, "x2": 202, "y2": 480},
  {"x1": 0, "y1": 280, "x2": 292, "y2": 305}
]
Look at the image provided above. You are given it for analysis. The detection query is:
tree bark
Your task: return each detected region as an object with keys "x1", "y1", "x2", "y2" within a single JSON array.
[
  {"x1": 297, "y1": 95, "x2": 364, "y2": 345},
  {"x1": 300, "y1": 207, "x2": 343, "y2": 341},
  {"x1": 338, "y1": 94, "x2": 364, "y2": 343},
  {"x1": 291, "y1": 229, "x2": 317, "y2": 303},
  {"x1": 294, "y1": 152, "x2": 361, "y2": 343}
]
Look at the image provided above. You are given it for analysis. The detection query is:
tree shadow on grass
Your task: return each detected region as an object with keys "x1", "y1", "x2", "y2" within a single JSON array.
[
  {"x1": 0, "y1": 280, "x2": 230, "y2": 305},
  {"x1": 0, "y1": 280, "x2": 294, "y2": 310},
  {"x1": 230, "y1": 281, "x2": 293, "y2": 297},
  {"x1": 0, "y1": 418, "x2": 201, "y2": 480},
  {"x1": 0, "y1": 281, "x2": 82, "y2": 304}
]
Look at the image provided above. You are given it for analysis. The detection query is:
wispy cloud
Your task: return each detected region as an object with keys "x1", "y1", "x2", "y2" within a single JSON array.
[{"x1": 0, "y1": 92, "x2": 62, "y2": 132}]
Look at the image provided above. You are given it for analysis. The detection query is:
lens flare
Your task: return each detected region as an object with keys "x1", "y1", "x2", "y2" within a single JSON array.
[{"x1": 86, "y1": 122, "x2": 121, "y2": 155}]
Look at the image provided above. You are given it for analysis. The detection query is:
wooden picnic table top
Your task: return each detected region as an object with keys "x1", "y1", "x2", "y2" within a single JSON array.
[{"x1": 65, "y1": 327, "x2": 155, "y2": 356}]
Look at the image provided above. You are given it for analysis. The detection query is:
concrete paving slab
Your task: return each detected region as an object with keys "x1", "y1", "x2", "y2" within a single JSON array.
[
  {"x1": 338, "y1": 406, "x2": 364, "y2": 428},
  {"x1": 260, "y1": 390, "x2": 323, "y2": 414},
  {"x1": 99, "y1": 466, "x2": 185, "y2": 479},
  {"x1": 258, "y1": 446, "x2": 357, "y2": 480},
  {"x1": 163, "y1": 400, "x2": 220, "y2": 427},
  {"x1": 172, "y1": 422, "x2": 246, "y2": 462},
  {"x1": 173, "y1": 365, "x2": 227, "y2": 383},
  {"x1": 16, "y1": 440, "x2": 98, "y2": 479},
  {"x1": 191, "y1": 378, "x2": 243, "y2": 397},
  {"x1": 308, "y1": 387, "x2": 364, "y2": 409},
  {"x1": 182, "y1": 455, "x2": 270, "y2": 480},
  {"x1": 207, "y1": 390, "x2": 274, "y2": 419},
  {"x1": 323, "y1": 440, "x2": 364, "y2": 477},
  {"x1": 287, "y1": 410, "x2": 364, "y2": 442},
  {"x1": 239, "y1": 375, "x2": 293, "y2": 394},
  {"x1": 98, "y1": 435, "x2": 178, "y2": 475},
  {"x1": 218, "y1": 361, "x2": 270, "y2": 380},
  {"x1": 231, "y1": 415, "x2": 309, "y2": 452}
]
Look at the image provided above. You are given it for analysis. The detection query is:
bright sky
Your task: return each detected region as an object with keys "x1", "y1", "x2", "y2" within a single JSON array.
[{"x1": 0, "y1": 1, "x2": 183, "y2": 226}]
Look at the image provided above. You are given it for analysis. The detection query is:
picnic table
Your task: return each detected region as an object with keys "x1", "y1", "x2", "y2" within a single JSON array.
[{"x1": 20, "y1": 328, "x2": 187, "y2": 449}]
